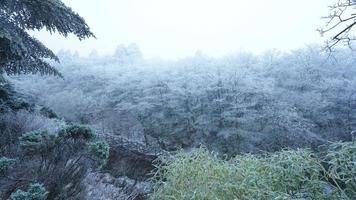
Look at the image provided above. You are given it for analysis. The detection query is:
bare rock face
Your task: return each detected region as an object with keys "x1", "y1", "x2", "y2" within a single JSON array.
[
  {"x1": 85, "y1": 109, "x2": 163, "y2": 180},
  {"x1": 84, "y1": 112, "x2": 161, "y2": 199},
  {"x1": 84, "y1": 172, "x2": 151, "y2": 200},
  {"x1": 100, "y1": 133, "x2": 162, "y2": 181}
]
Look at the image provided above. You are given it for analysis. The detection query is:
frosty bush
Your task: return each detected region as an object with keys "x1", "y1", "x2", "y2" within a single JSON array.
[
  {"x1": 0, "y1": 124, "x2": 109, "y2": 199},
  {"x1": 151, "y1": 140, "x2": 356, "y2": 200},
  {"x1": 10, "y1": 183, "x2": 48, "y2": 200}
]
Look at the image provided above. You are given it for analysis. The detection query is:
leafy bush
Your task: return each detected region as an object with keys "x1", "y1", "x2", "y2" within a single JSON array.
[
  {"x1": 323, "y1": 141, "x2": 356, "y2": 198},
  {"x1": 151, "y1": 142, "x2": 356, "y2": 200},
  {"x1": 19, "y1": 131, "x2": 50, "y2": 155},
  {"x1": 39, "y1": 107, "x2": 58, "y2": 119},
  {"x1": 89, "y1": 141, "x2": 110, "y2": 168},
  {"x1": 57, "y1": 124, "x2": 96, "y2": 141},
  {"x1": 0, "y1": 124, "x2": 109, "y2": 200},
  {"x1": 0, "y1": 157, "x2": 15, "y2": 173},
  {"x1": 10, "y1": 183, "x2": 48, "y2": 200}
]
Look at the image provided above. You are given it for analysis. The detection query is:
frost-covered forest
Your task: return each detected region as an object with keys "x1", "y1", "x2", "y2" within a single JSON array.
[
  {"x1": 11, "y1": 45, "x2": 356, "y2": 155},
  {"x1": 2, "y1": 0, "x2": 356, "y2": 199}
]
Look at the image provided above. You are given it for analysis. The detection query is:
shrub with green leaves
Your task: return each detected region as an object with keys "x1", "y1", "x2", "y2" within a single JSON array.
[
  {"x1": 151, "y1": 144, "x2": 356, "y2": 200},
  {"x1": 0, "y1": 124, "x2": 109, "y2": 200},
  {"x1": 57, "y1": 124, "x2": 96, "y2": 141},
  {"x1": 0, "y1": 156, "x2": 15, "y2": 173},
  {"x1": 89, "y1": 141, "x2": 110, "y2": 168},
  {"x1": 324, "y1": 141, "x2": 356, "y2": 198},
  {"x1": 19, "y1": 131, "x2": 50, "y2": 155},
  {"x1": 10, "y1": 183, "x2": 48, "y2": 200}
]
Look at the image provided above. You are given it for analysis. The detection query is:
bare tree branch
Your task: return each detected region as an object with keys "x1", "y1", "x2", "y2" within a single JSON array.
[{"x1": 320, "y1": 0, "x2": 356, "y2": 50}]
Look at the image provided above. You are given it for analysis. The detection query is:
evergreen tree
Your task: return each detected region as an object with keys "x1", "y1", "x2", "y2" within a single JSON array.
[{"x1": 0, "y1": 0, "x2": 94, "y2": 77}]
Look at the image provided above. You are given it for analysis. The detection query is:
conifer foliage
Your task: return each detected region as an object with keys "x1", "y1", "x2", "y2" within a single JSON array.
[{"x1": 0, "y1": 0, "x2": 94, "y2": 76}]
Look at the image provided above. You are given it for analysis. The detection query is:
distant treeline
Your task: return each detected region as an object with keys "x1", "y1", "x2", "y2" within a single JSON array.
[{"x1": 11, "y1": 45, "x2": 356, "y2": 155}]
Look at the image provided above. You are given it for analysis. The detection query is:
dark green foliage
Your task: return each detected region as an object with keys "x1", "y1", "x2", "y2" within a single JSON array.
[
  {"x1": 0, "y1": 156, "x2": 15, "y2": 173},
  {"x1": 0, "y1": 0, "x2": 94, "y2": 39},
  {"x1": 0, "y1": 0, "x2": 94, "y2": 76},
  {"x1": 57, "y1": 124, "x2": 96, "y2": 141},
  {"x1": 0, "y1": 84, "x2": 32, "y2": 112},
  {"x1": 10, "y1": 183, "x2": 48, "y2": 200},
  {"x1": 0, "y1": 123, "x2": 109, "y2": 199},
  {"x1": 0, "y1": 86, "x2": 9, "y2": 101},
  {"x1": 39, "y1": 107, "x2": 58, "y2": 119},
  {"x1": 0, "y1": 18, "x2": 60, "y2": 76},
  {"x1": 19, "y1": 131, "x2": 51, "y2": 155},
  {"x1": 88, "y1": 141, "x2": 110, "y2": 168}
]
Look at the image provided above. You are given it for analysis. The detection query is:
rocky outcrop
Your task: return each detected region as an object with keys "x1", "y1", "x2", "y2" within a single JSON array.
[
  {"x1": 85, "y1": 109, "x2": 164, "y2": 180},
  {"x1": 84, "y1": 172, "x2": 151, "y2": 200},
  {"x1": 100, "y1": 133, "x2": 163, "y2": 181},
  {"x1": 82, "y1": 111, "x2": 163, "y2": 199}
]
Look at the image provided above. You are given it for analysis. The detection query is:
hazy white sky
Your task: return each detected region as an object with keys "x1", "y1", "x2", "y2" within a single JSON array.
[{"x1": 34, "y1": 0, "x2": 335, "y2": 59}]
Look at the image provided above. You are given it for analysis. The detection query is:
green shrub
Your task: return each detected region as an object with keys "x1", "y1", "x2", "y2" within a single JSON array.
[
  {"x1": 19, "y1": 131, "x2": 50, "y2": 155},
  {"x1": 89, "y1": 141, "x2": 110, "y2": 168},
  {"x1": 324, "y1": 141, "x2": 356, "y2": 198},
  {"x1": 0, "y1": 156, "x2": 15, "y2": 173},
  {"x1": 57, "y1": 124, "x2": 96, "y2": 141},
  {"x1": 39, "y1": 107, "x2": 58, "y2": 119},
  {"x1": 150, "y1": 145, "x2": 356, "y2": 200},
  {"x1": 10, "y1": 183, "x2": 48, "y2": 200},
  {"x1": 1, "y1": 124, "x2": 109, "y2": 199}
]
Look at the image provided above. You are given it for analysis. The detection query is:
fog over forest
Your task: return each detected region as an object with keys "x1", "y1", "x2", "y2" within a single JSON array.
[
  {"x1": 9, "y1": 45, "x2": 356, "y2": 155},
  {"x1": 1, "y1": 1, "x2": 356, "y2": 200}
]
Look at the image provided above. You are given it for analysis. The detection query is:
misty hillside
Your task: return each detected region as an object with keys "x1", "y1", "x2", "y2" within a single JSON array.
[
  {"x1": 11, "y1": 46, "x2": 356, "y2": 155},
  {"x1": 4, "y1": 45, "x2": 356, "y2": 199},
  {"x1": 1, "y1": 0, "x2": 356, "y2": 199}
]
